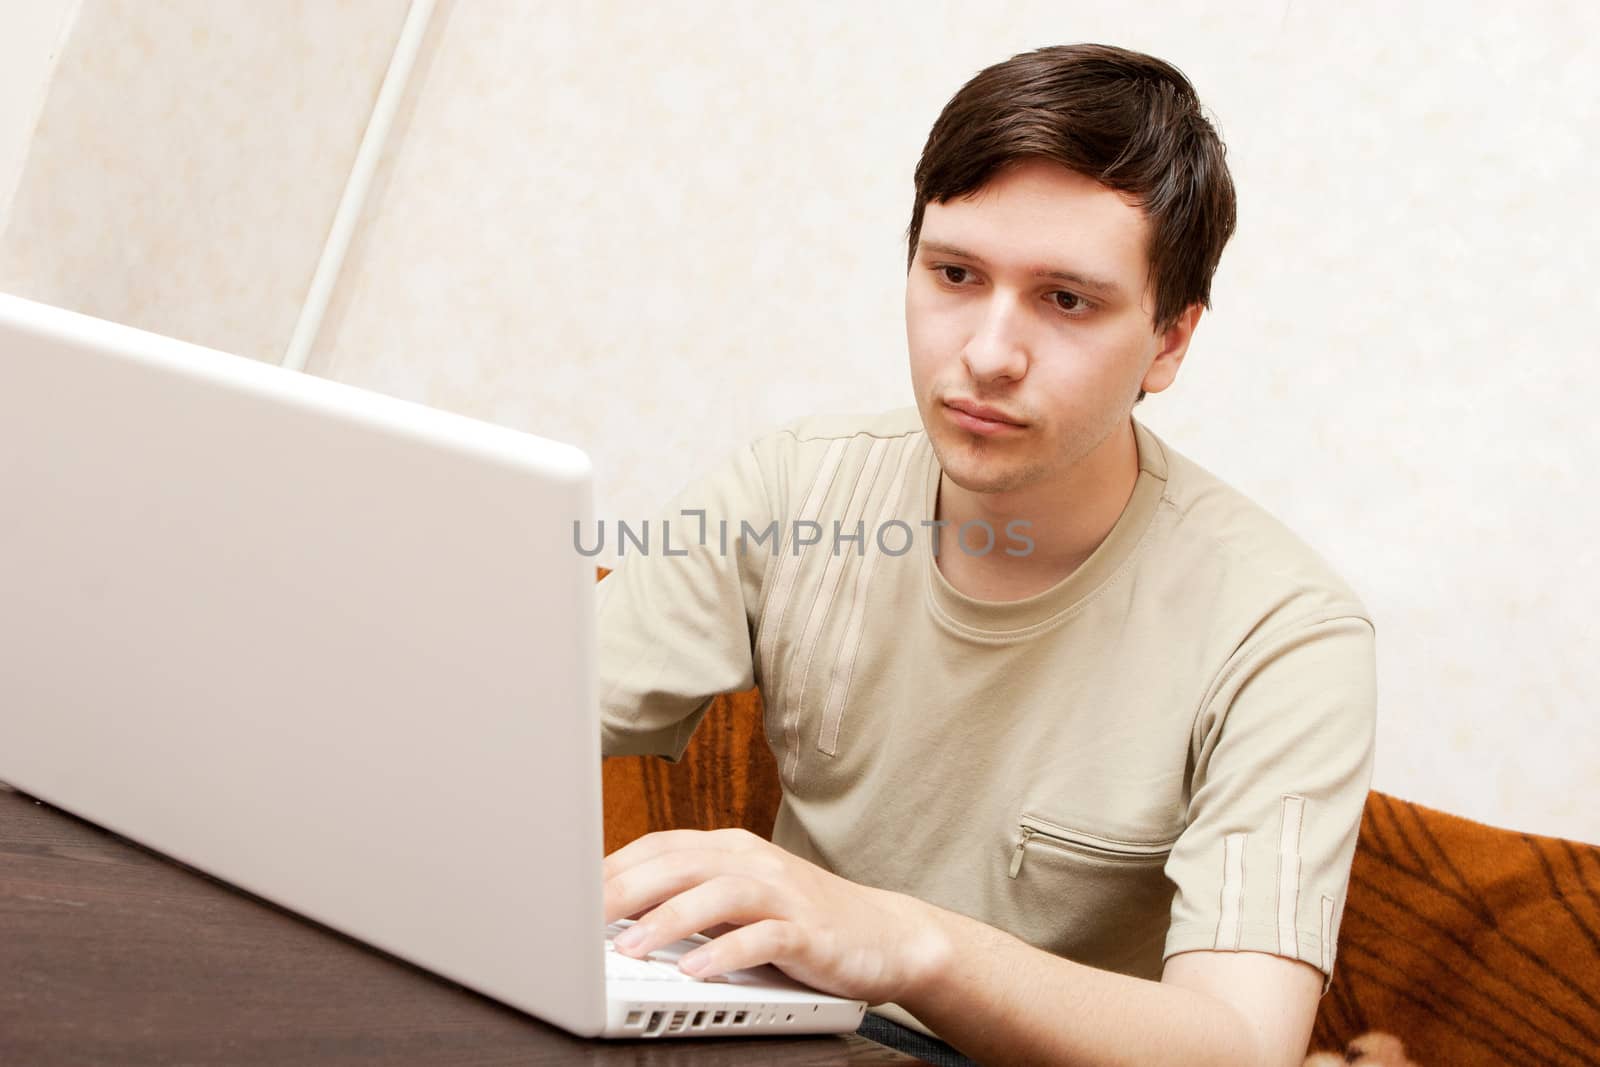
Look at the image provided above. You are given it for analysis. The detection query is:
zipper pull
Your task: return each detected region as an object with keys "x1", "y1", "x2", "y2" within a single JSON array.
[{"x1": 1008, "y1": 827, "x2": 1034, "y2": 879}]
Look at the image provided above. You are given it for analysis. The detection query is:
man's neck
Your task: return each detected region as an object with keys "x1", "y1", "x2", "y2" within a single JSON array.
[{"x1": 933, "y1": 418, "x2": 1141, "y2": 602}]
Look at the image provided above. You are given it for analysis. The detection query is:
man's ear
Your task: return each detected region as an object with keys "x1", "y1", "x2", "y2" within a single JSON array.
[{"x1": 1140, "y1": 303, "x2": 1203, "y2": 397}]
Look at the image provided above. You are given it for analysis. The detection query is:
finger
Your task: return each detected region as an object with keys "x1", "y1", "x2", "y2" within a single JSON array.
[
  {"x1": 611, "y1": 874, "x2": 778, "y2": 958},
  {"x1": 677, "y1": 918, "x2": 813, "y2": 983},
  {"x1": 603, "y1": 846, "x2": 760, "y2": 927},
  {"x1": 602, "y1": 827, "x2": 754, "y2": 881}
]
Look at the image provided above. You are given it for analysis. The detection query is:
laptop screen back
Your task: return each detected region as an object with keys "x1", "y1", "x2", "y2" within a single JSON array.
[{"x1": 0, "y1": 293, "x2": 608, "y2": 1035}]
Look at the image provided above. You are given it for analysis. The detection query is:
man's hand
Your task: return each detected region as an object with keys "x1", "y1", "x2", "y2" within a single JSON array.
[{"x1": 602, "y1": 827, "x2": 944, "y2": 1005}]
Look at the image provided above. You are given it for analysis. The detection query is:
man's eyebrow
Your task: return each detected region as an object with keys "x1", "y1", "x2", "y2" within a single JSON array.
[{"x1": 918, "y1": 240, "x2": 1126, "y2": 300}]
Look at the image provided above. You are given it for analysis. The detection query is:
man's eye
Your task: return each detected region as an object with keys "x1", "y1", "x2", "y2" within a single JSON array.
[
  {"x1": 937, "y1": 266, "x2": 968, "y2": 284},
  {"x1": 1052, "y1": 291, "x2": 1090, "y2": 314}
]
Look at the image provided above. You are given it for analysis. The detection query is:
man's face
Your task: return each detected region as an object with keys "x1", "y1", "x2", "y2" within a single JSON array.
[{"x1": 905, "y1": 158, "x2": 1191, "y2": 498}]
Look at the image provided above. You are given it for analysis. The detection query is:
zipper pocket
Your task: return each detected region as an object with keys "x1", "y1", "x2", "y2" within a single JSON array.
[{"x1": 1008, "y1": 815, "x2": 1179, "y2": 878}]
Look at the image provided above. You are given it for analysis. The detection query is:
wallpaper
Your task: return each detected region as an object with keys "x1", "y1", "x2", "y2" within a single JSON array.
[{"x1": 0, "y1": 0, "x2": 411, "y2": 362}]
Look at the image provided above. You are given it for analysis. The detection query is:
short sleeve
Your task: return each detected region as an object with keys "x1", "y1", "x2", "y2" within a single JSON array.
[
  {"x1": 596, "y1": 439, "x2": 776, "y2": 762},
  {"x1": 1162, "y1": 608, "x2": 1377, "y2": 994}
]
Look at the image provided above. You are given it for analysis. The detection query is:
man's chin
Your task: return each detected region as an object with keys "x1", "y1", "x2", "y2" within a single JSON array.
[
  {"x1": 935, "y1": 448, "x2": 1037, "y2": 495},
  {"x1": 945, "y1": 469, "x2": 1033, "y2": 495}
]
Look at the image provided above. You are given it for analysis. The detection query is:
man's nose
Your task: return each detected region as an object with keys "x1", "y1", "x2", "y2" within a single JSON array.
[{"x1": 961, "y1": 297, "x2": 1029, "y2": 383}]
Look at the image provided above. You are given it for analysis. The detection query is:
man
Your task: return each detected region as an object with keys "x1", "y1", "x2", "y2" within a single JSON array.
[{"x1": 595, "y1": 43, "x2": 1375, "y2": 1067}]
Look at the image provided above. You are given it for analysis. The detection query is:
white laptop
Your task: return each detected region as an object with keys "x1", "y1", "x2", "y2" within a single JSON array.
[{"x1": 0, "y1": 292, "x2": 867, "y2": 1040}]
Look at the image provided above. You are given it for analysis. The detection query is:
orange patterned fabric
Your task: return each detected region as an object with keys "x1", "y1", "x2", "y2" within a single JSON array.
[
  {"x1": 1311, "y1": 792, "x2": 1600, "y2": 1065},
  {"x1": 597, "y1": 572, "x2": 1600, "y2": 1063},
  {"x1": 601, "y1": 682, "x2": 780, "y2": 854}
]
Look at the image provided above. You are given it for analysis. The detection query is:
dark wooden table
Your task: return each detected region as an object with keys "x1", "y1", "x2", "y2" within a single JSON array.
[{"x1": 0, "y1": 785, "x2": 924, "y2": 1065}]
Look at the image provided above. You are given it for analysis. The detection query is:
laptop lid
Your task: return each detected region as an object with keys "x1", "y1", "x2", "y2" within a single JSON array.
[{"x1": 0, "y1": 293, "x2": 609, "y2": 1036}]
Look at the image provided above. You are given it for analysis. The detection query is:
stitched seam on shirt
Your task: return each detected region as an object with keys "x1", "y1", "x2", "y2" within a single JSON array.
[
  {"x1": 747, "y1": 440, "x2": 783, "y2": 643},
  {"x1": 920, "y1": 503, "x2": 1167, "y2": 645},
  {"x1": 755, "y1": 438, "x2": 849, "y2": 776},
  {"x1": 1320, "y1": 895, "x2": 1335, "y2": 973},
  {"x1": 782, "y1": 438, "x2": 889, "y2": 785},
  {"x1": 1278, "y1": 795, "x2": 1306, "y2": 958},
  {"x1": 1216, "y1": 832, "x2": 1246, "y2": 950},
  {"x1": 755, "y1": 437, "x2": 849, "y2": 683},
  {"x1": 1193, "y1": 609, "x2": 1375, "y2": 705},
  {"x1": 818, "y1": 437, "x2": 919, "y2": 757},
  {"x1": 1188, "y1": 608, "x2": 1375, "y2": 750},
  {"x1": 1167, "y1": 922, "x2": 1330, "y2": 953},
  {"x1": 1171, "y1": 921, "x2": 1325, "y2": 936},
  {"x1": 774, "y1": 424, "x2": 925, "y2": 445},
  {"x1": 1154, "y1": 484, "x2": 1372, "y2": 612}
]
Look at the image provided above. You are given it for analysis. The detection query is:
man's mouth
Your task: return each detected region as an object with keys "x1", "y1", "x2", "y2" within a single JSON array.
[{"x1": 943, "y1": 398, "x2": 1025, "y2": 435}]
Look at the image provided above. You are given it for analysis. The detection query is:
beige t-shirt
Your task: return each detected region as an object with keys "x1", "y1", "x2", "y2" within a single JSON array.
[{"x1": 597, "y1": 407, "x2": 1376, "y2": 1038}]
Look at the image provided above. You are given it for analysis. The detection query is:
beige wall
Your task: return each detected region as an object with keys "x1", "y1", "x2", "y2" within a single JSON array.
[
  {"x1": 0, "y1": 0, "x2": 411, "y2": 362},
  {"x1": 0, "y1": 0, "x2": 79, "y2": 232},
  {"x1": 3, "y1": 0, "x2": 1597, "y2": 844}
]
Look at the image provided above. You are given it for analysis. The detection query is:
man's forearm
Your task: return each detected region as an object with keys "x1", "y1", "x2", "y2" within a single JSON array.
[{"x1": 895, "y1": 899, "x2": 1271, "y2": 1067}]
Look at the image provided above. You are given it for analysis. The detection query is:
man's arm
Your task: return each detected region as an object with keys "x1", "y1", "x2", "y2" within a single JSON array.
[
  {"x1": 900, "y1": 901, "x2": 1322, "y2": 1067},
  {"x1": 604, "y1": 828, "x2": 1323, "y2": 1067},
  {"x1": 595, "y1": 438, "x2": 776, "y2": 761}
]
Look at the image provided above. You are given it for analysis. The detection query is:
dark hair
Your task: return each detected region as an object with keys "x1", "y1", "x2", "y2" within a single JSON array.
[{"x1": 907, "y1": 44, "x2": 1237, "y2": 403}]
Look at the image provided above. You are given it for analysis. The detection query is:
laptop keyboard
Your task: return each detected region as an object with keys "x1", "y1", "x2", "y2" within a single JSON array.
[{"x1": 605, "y1": 921, "x2": 728, "y2": 983}]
